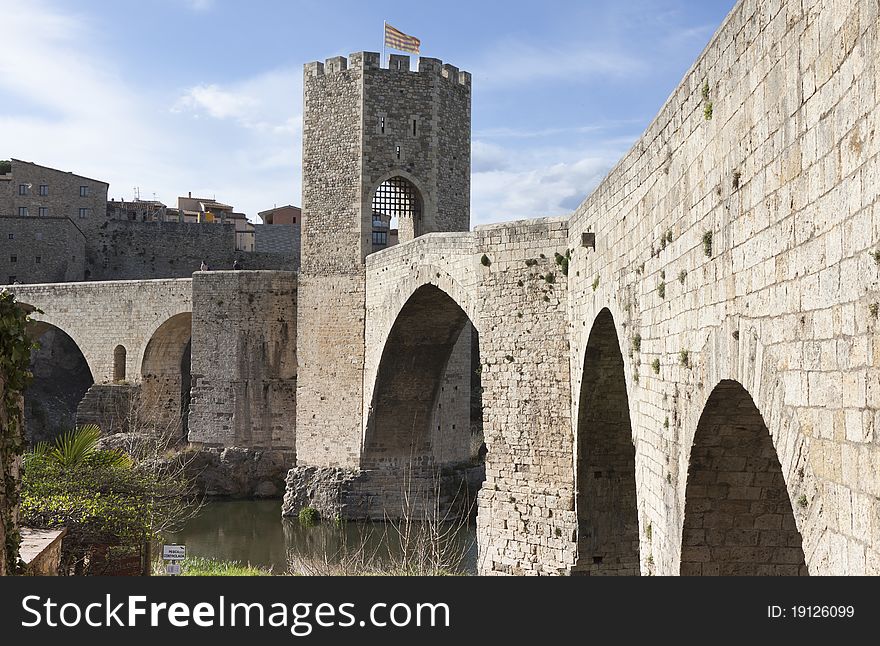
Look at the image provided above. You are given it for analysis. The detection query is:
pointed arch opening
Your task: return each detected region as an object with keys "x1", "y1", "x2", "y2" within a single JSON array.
[
  {"x1": 575, "y1": 309, "x2": 640, "y2": 575},
  {"x1": 363, "y1": 284, "x2": 483, "y2": 523},
  {"x1": 370, "y1": 175, "x2": 423, "y2": 251},
  {"x1": 681, "y1": 380, "x2": 808, "y2": 576}
]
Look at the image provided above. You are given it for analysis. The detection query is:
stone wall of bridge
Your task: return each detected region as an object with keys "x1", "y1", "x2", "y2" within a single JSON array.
[
  {"x1": 564, "y1": 0, "x2": 880, "y2": 575},
  {"x1": 356, "y1": 0, "x2": 880, "y2": 575}
]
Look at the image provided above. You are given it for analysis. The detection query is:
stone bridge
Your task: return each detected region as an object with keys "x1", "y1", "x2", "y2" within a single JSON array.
[
  {"x1": 11, "y1": 278, "x2": 193, "y2": 385},
  {"x1": 8, "y1": 0, "x2": 879, "y2": 576},
  {"x1": 339, "y1": 0, "x2": 880, "y2": 576}
]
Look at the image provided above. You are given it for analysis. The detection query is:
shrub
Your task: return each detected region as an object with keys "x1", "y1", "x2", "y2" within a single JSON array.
[
  {"x1": 658, "y1": 281, "x2": 666, "y2": 299},
  {"x1": 298, "y1": 507, "x2": 321, "y2": 526},
  {"x1": 632, "y1": 334, "x2": 642, "y2": 353},
  {"x1": 679, "y1": 350, "x2": 690, "y2": 367},
  {"x1": 651, "y1": 359, "x2": 660, "y2": 374},
  {"x1": 21, "y1": 427, "x2": 196, "y2": 574},
  {"x1": 480, "y1": 254, "x2": 491, "y2": 267}
]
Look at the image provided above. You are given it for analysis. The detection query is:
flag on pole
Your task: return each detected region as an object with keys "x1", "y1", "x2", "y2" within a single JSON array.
[{"x1": 384, "y1": 23, "x2": 421, "y2": 55}]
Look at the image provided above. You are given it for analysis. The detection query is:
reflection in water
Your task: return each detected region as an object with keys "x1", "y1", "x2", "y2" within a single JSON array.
[{"x1": 164, "y1": 500, "x2": 477, "y2": 575}]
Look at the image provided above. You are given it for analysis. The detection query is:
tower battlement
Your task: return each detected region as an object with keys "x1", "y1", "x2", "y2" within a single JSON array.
[{"x1": 304, "y1": 51, "x2": 471, "y2": 87}]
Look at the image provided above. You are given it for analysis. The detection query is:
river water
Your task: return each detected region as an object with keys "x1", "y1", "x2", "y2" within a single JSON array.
[{"x1": 163, "y1": 499, "x2": 478, "y2": 575}]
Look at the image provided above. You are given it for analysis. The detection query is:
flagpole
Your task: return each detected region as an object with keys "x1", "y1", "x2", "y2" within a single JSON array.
[{"x1": 382, "y1": 20, "x2": 386, "y2": 68}]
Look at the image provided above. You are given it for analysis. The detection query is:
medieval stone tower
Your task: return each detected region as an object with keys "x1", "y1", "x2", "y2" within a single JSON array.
[{"x1": 296, "y1": 51, "x2": 472, "y2": 469}]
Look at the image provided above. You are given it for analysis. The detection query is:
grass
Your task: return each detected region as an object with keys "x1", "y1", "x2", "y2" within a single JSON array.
[{"x1": 157, "y1": 556, "x2": 274, "y2": 576}]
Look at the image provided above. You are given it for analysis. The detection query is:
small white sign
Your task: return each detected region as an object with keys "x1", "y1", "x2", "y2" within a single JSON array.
[
  {"x1": 165, "y1": 563, "x2": 181, "y2": 576},
  {"x1": 162, "y1": 544, "x2": 186, "y2": 561}
]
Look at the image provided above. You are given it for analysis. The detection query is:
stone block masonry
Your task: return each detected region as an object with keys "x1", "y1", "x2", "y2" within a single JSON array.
[{"x1": 188, "y1": 271, "x2": 297, "y2": 451}]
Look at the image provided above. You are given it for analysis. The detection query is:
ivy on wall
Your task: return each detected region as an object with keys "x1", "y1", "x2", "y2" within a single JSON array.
[{"x1": 0, "y1": 290, "x2": 37, "y2": 575}]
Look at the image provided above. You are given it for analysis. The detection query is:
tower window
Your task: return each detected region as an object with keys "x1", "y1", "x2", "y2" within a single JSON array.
[
  {"x1": 7, "y1": 233, "x2": 12, "y2": 240},
  {"x1": 379, "y1": 116, "x2": 385, "y2": 134},
  {"x1": 10, "y1": 255, "x2": 17, "y2": 263},
  {"x1": 396, "y1": 145, "x2": 401, "y2": 160},
  {"x1": 412, "y1": 119, "x2": 417, "y2": 136},
  {"x1": 18, "y1": 207, "x2": 27, "y2": 217},
  {"x1": 35, "y1": 256, "x2": 41, "y2": 264}
]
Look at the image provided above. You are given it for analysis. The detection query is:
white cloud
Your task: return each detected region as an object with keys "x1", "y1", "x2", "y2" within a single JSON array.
[
  {"x1": 183, "y1": 0, "x2": 214, "y2": 12},
  {"x1": 469, "y1": 40, "x2": 646, "y2": 89},
  {"x1": 470, "y1": 139, "x2": 636, "y2": 225},
  {"x1": 173, "y1": 68, "x2": 303, "y2": 135},
  {"x1": 0, "y1": 1, "x2": 301, "y2": 221}
]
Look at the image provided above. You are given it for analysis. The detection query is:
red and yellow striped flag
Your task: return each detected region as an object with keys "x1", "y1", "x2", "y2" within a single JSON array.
[{"x1": 384, "y1": 23, "x2": 420, "y2": 55}]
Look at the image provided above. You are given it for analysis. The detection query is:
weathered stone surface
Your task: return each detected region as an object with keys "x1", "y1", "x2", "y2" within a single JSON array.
[
  {"x1": 282, "y1": 466, "x2": 363, "y2": 520},
  {"x1": 183, "y1": 447, "x2": 296, "y2": 498}
]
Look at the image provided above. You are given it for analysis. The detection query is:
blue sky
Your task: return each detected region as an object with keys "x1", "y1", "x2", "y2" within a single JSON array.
[{"x1": 0, "y1": 0, "x2": 735, "y2": 224}]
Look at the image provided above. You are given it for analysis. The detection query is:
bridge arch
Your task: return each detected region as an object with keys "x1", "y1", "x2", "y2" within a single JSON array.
[
  {"x1": 574, "y1": 308, "x2": 639, "y2": 575},
  {"x1": 21, "y1": 313, "x2": 94, "y2": 445},
  {"x1": 363, "y1": 282, "x2": 482, "y2": 521},
  {"x1": 140, "y1": 312, "x2": 193, "y2": 439},
  {"x1": 680, "y1": 379, "x2": 808, "y2": 575}
]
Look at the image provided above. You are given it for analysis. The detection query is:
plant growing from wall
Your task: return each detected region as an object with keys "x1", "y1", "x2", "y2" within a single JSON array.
[
  {"x1": 632, "y1": 334, "x2": 642, "y2": 353},
  {"x1": 678, "y1": 269, "x2": 688, "y2": 284},
  {"x1": 702, "y1": 231, "x2": 714, "y2": 257},
  {"x1": 544, "y1": 272, "x2": 555, "y2": 284},
  {"x1": 871, "y1": 250, "x2": 880, "y2": 266},
  {"x1": 870, "y1": 303, "x2": 879, "y2": 318},
  {"x1": 298, "y1": 507, "x2": 320, "y2": 526},
  {"x1": 651, "y1": 358, "x2": 660, "y2": 374},
  {"x1": 0, "y1": 291, "x2": 37, "y2": 575},
  {"x1": 480, "y1": 254, "x2": 491, "y2": 267},
  {"x1": 658, "y1": 281, "x2": 666, "y2": 299},
  {"x1": 701, "y1": 80, "x2": 710, "y2": 101},
  {"x1": 732, "y1": 170, "x2": 742, "y2": 190},
  {"x1": 703, "y1": 102, "x2": 713, "y2": 120},
  {"x1": 679, "y1": 350, "x2": 690, "y2": 368},
  {"x1": 592, "y1": 276, "x2": 600, "y2": 292}
]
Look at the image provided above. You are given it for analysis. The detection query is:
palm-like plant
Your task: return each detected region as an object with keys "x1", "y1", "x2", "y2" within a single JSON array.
[{"x1": 31, "y1": 425, "x2": 131, "y2": 468}]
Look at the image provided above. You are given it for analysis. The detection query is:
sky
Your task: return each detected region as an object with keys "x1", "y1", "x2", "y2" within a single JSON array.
[{"x1": 0, "y1": 0, "x2": 736, "y2": 225}]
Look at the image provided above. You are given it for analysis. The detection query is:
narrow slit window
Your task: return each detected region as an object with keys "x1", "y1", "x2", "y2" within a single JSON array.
[
  {"x1": 396, "y1": 145, "x2": 401, "y2": 160},
  {"x1": 380, "y1": 116, "x2": 385, "y2": 134},
  {"x1": 412, "y1": 119, "x2": 417, "y2": 136}
]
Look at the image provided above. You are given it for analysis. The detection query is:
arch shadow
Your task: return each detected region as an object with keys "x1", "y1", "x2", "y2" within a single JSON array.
[
  {"x1": 362, "y1": 284, "x2": 483, "y2": 523},
  {"x1": 680, "y1": 380, "x2": 808, "y2": 576},
  {"x1": 574, "y1": 308, "x2": 640, "y2": 575}
]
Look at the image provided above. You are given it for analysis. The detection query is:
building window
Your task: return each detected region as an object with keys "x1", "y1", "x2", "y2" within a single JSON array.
[
  {"x1": 38, "y1": 207, "x2": 48, "y2": 217},
  {"x1": 35, "y1": 232, "x2": 43, "y2": 241},
  {"x1": 18, "y1": 207, "x2": 28, "y2": 217},
  {"x1": 18, "y1": 184, "x2": 29, "y2": 195},
  {"x1": 9, "y1": 255, "x2": 16, "y2": 263},
  {"x1": 35, "y1": 256, "x2": 41, "y2": 264},
  {"x1": 79, "y1": 208, "x2": 88, "y2": 218},
  {"x1": 79, "y1": 185, "x2": 89, "y2": 197},
  {"x1": 412, "y1": 118, "x2": 418, "y2": 136},
  {"x1": 7, "y1": 233, "x2": 12, "y2": 240},
  {"x1": 380, "y1": 116, "x2": 386, "y2": 134},
  {"x1": 39, "y1": 184, "x2": 48, "y2": 196},
  {"x1": 372, "y1": 231, "x2": 388, "y2": 245}
]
